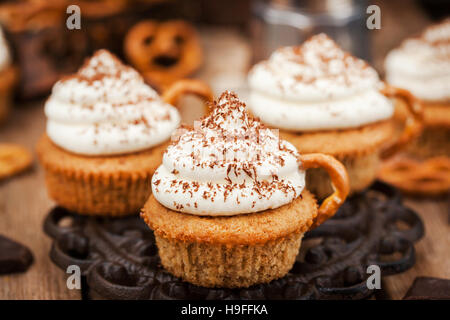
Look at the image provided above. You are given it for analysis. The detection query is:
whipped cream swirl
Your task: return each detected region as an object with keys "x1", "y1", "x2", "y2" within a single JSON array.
[
  {"x1": 45, "y1": 50, "x2": 180, "y2": 156},
  {"x1": 385, "y1": 19, "x2": 450, "y2": 102},
  {"x1": 0, "y1": 26, "x2": 11, "y2": 72},
  {"x1": 151, "y1": 91, "x2": 305, "y2": 216},
  {"x1": 248, "y1": 34, "x2": 393, "y2": 131}
]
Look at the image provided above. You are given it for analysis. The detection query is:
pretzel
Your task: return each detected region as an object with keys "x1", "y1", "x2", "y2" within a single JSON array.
[
  {"x1": 379, "y1": 156, "x2": 450, "y2": 196},
  {"x1": 162, "y1": 79, "x2": 214, "y2": 115},
  {"x1": 300, "y1": 153, "x2": 350, "y2": 229},
  {"x1": 0, "y1": 144, "x2": 33, "y2": 181},
  {"x1": 380, "y1": 85, "x2": 424, "y2": 159},
  {"x1": 124, "y1": 20, "x2": 203, "y2": 91}
]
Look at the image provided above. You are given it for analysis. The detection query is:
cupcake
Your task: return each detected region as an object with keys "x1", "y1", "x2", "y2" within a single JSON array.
[
  {"x1": 37, "y1": 50, "x2": 213, "y2": 216},
  {"x1": 141, "y1": 91, "x2": 349, "y2": 288},
  {"x1": 247, "y1": 34, "x2": 423, "y2": 199},
  {"x1": 385, "y1": 19, "x2": 450, "y2": 158},
  {"x1": 0, "y1": 25, "x2": 17, "y2": 123}
]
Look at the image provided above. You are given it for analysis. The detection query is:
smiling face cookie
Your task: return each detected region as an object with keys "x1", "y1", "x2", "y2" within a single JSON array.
[{"x1": 124, "y1": 20, "x2": 203, "y2": 90}]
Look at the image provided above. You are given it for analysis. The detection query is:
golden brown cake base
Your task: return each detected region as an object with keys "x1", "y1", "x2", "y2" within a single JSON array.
[
  {"x1": 421, "y1": 101, "x2": 450, "y2": 127},
  {"x1": 280, "y1": 120, "x2": 394, "y2": 198},
  {"x1": 305, "y1": 152, "x2": 379, "y2": 200},
  {"x1": 0, "y1": 66, "x2": 18, "y2": 124},
  {"x1": 141, "y1": 191, "x2": 318, "y2": 288},
  {"x1": 395, "y1": 100, "x2": 450, "y2": 159},
  {"x1": 37, "y1": 134, "x2": 167, "y2": 216},
  {"x1": 381, "y1": 101, "x2": 450, "y2": 196},
  {"x1": 406, "y1": 126, "x2": 450, "y2": 158},
  {"x1": 155, "y1": 232, "x2": 303, "y2": 289}
]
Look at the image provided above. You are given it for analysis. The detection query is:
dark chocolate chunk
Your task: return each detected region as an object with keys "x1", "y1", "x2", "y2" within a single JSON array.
[
  {"x1": 0, "y1": 235, "x2": 34, "y2": 274},
  {"x1": 403, "y1": 277, "x2": 450, "y2": 300}
]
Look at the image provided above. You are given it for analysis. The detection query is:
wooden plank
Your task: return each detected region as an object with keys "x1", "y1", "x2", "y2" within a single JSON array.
[
  {"x1": 0, "y1": 103, "x2": 80, "y2": 299},
  {"x1": 368, "y1": 0, "x2": 449, "y2": 299},
  {"x1": 383, "y1": 198, "x2": 450, "y2": 299},
  {"x1": 0, "y1": 26, "x2": 448, "y2": 300},
  {"x1": 2, "y1": 102, "x2": 448, "y2": 300}
]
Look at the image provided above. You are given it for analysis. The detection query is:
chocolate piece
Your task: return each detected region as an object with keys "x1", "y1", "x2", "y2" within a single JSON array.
[
  {"x1": 0, "y1": 235, "x2": 33, "y2": 274},
  {"x1": 44, "y1": 181, "x2": 424, "y2": 300},
  {"x1": 403, "y1": 277, "x2": 450, "y2": 300}
]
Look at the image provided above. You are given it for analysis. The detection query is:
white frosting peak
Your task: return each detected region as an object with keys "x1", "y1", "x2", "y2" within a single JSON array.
[
  {"x1": 45, "y1": 50, "x2": 180, "y2": 156},
  {"x1": 151, "y1": 91, "x2": 305, "y2": 216},
  {"x1": 0, "y1": 26, "x2": 11, "y2": 72},
  {"x1": 385, "y1": 19, "x2": 450, "y2": 102},
  {"x1": 248, "y1": 34, "x2": 393, "y2": 131},
  {"x1": 249, "y1": 33, "x2": 381, "y2": 101}
]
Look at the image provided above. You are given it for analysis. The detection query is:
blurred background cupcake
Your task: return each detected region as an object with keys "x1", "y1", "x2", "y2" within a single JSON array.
[
  {"x1": 385, "y1": 19, "x2": 450, "y2": 159},
  {"x1": 0, "y1": 24, "x2": 17, "y2": 124}
]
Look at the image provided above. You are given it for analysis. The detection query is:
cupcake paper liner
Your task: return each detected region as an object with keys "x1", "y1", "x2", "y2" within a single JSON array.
[
  {"x1": 142, "y1": 191, "x2": 318, "y2": 288},
  {"x1": 37, "y1": 134, "x2": 166, "y2": 216},
  {"x1": 43, "y1": 168, "x2": 151, "y2": 216},
  {"x1": 155, "y1": 232, "x2": 303, "y2": 288}
]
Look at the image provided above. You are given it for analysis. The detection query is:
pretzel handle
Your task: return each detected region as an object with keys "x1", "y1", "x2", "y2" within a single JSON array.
[
  {"x1": 162, "y1": 79, "x2": 214, "y2": 115},
  {"x1": 300, "y1": 153, "x2": 350, "y2": 229},
  {"x1": 380, "y1": 85, "x2": 424, "y2": 159}
]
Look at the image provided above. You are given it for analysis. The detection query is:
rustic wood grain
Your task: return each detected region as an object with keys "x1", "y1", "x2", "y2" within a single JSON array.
[
  {"x1": 371, "y1": 0, "x2": 450, "y2": 299},
  {"x1": 0, "y1": 102, "x2": 80, "y2": 299},
  {"x1": 383, "y1": 198, "x2": 450, "y2": 299},
  {"x1": 0, "y1": 25, "x2": 448, "y2": 300},
  {"x1": 1, "y1": 102, "x2": 448, "y2": 300}
]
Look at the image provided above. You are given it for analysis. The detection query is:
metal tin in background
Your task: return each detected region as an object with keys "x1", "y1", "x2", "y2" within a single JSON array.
[{"x1": 251, "y1": 0, "x2": 370, "y2": 63}]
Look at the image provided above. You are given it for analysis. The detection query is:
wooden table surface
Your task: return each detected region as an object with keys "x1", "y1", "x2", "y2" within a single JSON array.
[
  {"x1": 1, "y1": 101, "x2": 449, "y2": 300},
  {"x1": 0, "y1": 9, "x2": 449, "y2": 299},
  {"x1": 0, "y1": 102, "x2": 80, "y2": 299}
]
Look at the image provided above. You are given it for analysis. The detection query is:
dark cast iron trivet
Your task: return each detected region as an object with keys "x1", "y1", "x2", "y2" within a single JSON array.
[{"x1": 43, "y1": 181, "x2": 424, "y2": 300}]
